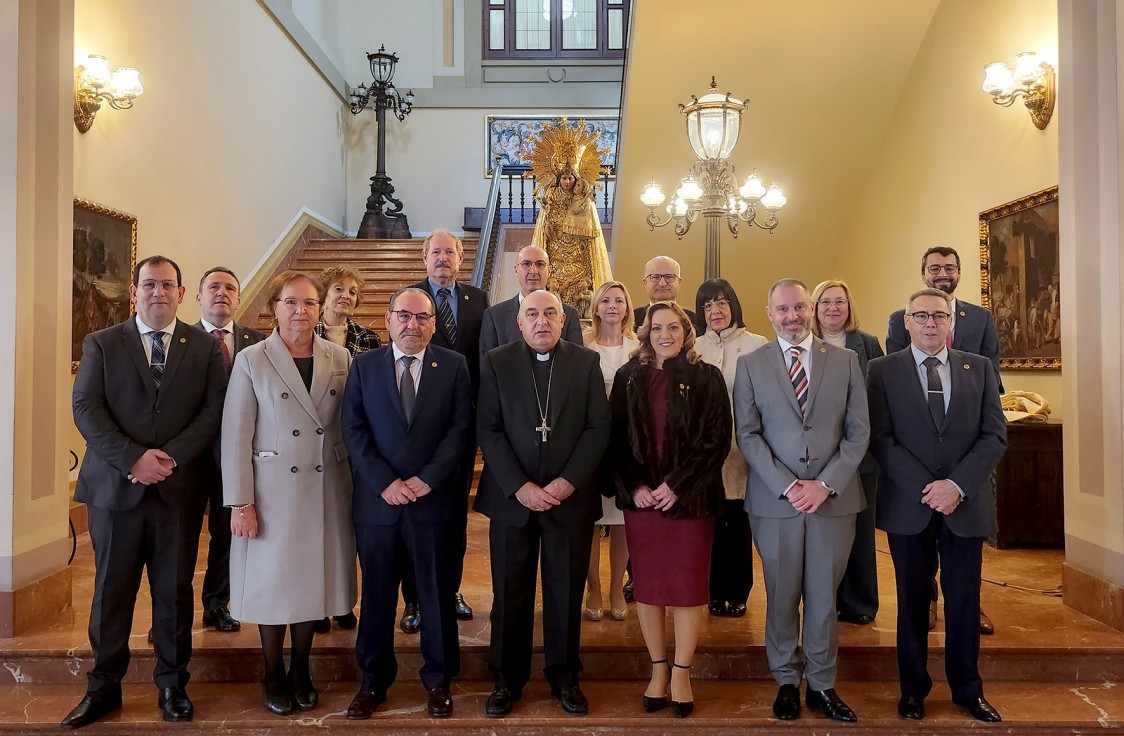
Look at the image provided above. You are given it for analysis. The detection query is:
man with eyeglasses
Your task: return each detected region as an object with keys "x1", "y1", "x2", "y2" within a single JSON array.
[
  {"x1": 867, "y1": 288, "x2": 1007, "y2": 724},
  {"x1": 885, "y1": 246, "x2": 1002, "y2": 637},
  {"x1": 341, "y1": 287, "x2": 472, "y2": 719},
  {"x1": 409, "y1": 229, "x2": 487, "y2": 623},
  {"x1": 192, "y1": 267, "x2": 266, "y2": 636},
  {"x1": 634, "y1": 256, "x2": 697, "y2": 326},
  {"x1": 479, "y1": 244, "x2": 583, "y2": 362},
  {"x1": 66, "y1": 256, "x2": 227, "y2": 728}
]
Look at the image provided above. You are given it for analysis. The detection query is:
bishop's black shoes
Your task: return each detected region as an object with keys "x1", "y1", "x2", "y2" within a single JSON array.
[{"x1": 806, "y1": 687, "x2": 857, "y2": 722}]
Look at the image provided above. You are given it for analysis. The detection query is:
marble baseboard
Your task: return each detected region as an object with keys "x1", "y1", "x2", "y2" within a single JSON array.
[
  {"x1": 1064, "y1": 563, "x2": 1124, "y2": 632},
  {"x1": 0, "y1": 566, "x2": 71, "y2": 638}
]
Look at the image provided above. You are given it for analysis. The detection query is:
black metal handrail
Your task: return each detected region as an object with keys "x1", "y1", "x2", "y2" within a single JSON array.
[{"x1": 470, "y1": 161, "x2": 508, "y2": 294}]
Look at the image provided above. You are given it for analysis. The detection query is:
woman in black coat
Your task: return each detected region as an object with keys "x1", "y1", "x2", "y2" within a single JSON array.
[{"x1": 608, "y1": 302, "x2": 731, "y2": 718}]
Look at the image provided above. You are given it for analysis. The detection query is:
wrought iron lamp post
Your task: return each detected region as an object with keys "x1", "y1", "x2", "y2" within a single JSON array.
[
  {"x1": 349, "y1": 46, "x2": 415, "y2": 239},
  {"x1": 640, "y1": 77, "x2": 787, "y2": 279}
]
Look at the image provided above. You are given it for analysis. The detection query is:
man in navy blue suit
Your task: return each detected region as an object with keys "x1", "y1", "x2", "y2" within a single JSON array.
[{"x1": 340, "y1": 286, "x2": 473, "y2": 720}]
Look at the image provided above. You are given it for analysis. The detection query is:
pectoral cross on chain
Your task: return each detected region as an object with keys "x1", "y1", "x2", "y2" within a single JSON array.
[{"x1": 535, "y1": 421, "x2": 552, "y2": 442}]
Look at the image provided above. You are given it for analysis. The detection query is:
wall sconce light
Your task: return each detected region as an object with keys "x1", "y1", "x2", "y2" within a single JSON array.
[
  {"x1": 74, "y1": 54, "x2": 143, "y2": 133},
  {"x1": 981, "y1": 51, "x2": 1055, "y2": 130}
]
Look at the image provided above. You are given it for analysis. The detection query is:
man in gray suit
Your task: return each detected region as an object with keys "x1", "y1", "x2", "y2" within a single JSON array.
[
  {"x1": 478, "y1": 244, "x2": 582, "y2": 363},
  {"x1": 193, "y1": 267, "x2": 265, "y2": 633},
  {"x1": 867, "y1": 288, "x2": 1006, "y2": 724},
  {"x1": 733, "y1": 278, "x2": 869, "y2": 723}
]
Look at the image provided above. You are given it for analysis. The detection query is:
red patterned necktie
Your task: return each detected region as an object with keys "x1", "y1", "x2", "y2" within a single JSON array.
[
  {"x1": 212, "y1": 328, "x2": 233, "y2": 375},
  {"x1": 789, "y1": 346, "x2": 808, "y2": 415}
]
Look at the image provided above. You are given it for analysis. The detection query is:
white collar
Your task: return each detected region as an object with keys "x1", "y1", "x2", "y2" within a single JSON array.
[
  {"x1": 911, "y1": 344, "x2": 949, "y2": 366},
  {"x1": 392, "y1": 343, "x2": 425, "y2": 362},
  {"x1": 777, "y1": 332, "x2": 814, "y2": 354},
  {"x1": 136, "y1": 315, "x2": 175, "y2": 336},
  {"x1": 199, "y1": 318, "x2": 232, "y2": 334}
]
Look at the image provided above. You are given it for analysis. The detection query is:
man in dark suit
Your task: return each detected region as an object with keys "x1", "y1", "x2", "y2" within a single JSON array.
[
  {"x1": 475, "y1": 290, "x2": 610, "y2": 718},
  {"x1": 341, "y1": 287, "x2": 472, "y2": 720},
  {"x1": 885, "y1": 245, "x2": 1002, "y2": 635},
  {"x1": 64, "y1": 255, "x2": 227, "y2": 729},
  {"x1": 633, "y1": 255, "x2": 697, "y2": 326},
  {"x1": 734, "y1": 278, "x2": 869, "y2": 723},
  {"x1": 193, "y1": 267, "x2": 265, "y2": 633},
  {"x1": 479, "y1": 244, "x2": 582, "y2": 362},
  {"x1": 867, "y1": 287, "x2": 1007, "y2": 724},
  {"x1": 408, "y1": 228, "x2": 489, "y2": 624}
]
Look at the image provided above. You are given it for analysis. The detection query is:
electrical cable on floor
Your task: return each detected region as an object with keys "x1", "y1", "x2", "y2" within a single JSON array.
[{"x1": 877, "y1": 547, "x2": 1063, "y2": 596}]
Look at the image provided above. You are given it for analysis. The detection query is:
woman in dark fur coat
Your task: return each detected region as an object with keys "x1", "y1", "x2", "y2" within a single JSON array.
[{"x1": 608, "y1": 301, "x2": 732, "y2": 718}]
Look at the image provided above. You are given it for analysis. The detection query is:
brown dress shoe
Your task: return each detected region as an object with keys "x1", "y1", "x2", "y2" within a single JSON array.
[
  {"x1": 346, "y1": 688, "x2": 387, "y2": 720},
  {"x1": 427, "y1": 686, "x2": 453, "y2": 717}
]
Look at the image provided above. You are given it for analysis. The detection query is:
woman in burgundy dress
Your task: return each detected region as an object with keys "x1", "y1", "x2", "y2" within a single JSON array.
[{"x1": 607, "y1": 302, "x2": 731, "y2": 718}]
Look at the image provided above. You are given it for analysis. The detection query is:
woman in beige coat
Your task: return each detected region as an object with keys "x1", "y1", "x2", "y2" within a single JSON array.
[{"x1": 222, "y1": 271, "x2": 356, "y2": 716}]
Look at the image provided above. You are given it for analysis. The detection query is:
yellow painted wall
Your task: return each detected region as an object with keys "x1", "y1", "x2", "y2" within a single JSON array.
[{"x1": 838, "y1": 0, "x2": 1060, "y2": 414}]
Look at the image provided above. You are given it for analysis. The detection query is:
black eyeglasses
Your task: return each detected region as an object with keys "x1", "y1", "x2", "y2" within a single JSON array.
[
  {"x1": 925, "y1": 264, "x2": 959, "y2": 275},
  {"x1": 389, "y1": 310, "x2": 433, "y2": 325},
  {"x1": 907, "y1": 311, "x2": 951, "y2": 325}
]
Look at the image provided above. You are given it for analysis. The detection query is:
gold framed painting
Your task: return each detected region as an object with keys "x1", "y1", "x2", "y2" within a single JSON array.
[
  {"x1": 979, "y1": 186, "x2": 1060, "y2": 370},
  {"x1": 72, "y1": 198, "x2": 137, "y2": 372}
]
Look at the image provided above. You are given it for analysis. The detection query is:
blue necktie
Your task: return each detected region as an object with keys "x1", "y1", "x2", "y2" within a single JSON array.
[
  {"x1": 437, "y1": 288, "x2": 458, "y2": 346},
  {"x1": 149, "y1": 332, "x2": 166, "y2": 391}
]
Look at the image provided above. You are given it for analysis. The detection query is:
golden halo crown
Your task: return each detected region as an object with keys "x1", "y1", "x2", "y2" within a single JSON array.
[{"x1": 526, "y1": 117, "x2": 609, "y2": 200}]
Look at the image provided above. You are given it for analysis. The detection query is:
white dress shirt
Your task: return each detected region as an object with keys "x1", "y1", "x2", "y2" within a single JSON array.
[
  {"x1": 392, "y1": 343, "x2": 424, "y2": 395},
  {"x1": 199, "y1": 318, "x2": 234, "y2": 357},
  {"x1": 136, "y1": 316, "x2": 175, "y2": 364}
]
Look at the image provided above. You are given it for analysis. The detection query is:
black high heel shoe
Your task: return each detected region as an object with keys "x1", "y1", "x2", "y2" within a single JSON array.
[
  {"x1": 642, "y1": 659, "x2": 668, "y2": 712},
  {"x1": 669, "y1": 662, "x2": 694, "y2": 718}
]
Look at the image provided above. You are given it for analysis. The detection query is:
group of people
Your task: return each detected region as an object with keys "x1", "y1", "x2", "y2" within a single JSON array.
[{"x1": 64, "y1": 232, "x2": 1007, "y2": 729}]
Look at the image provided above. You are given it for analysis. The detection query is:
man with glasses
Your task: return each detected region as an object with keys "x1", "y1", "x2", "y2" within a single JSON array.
[
  {"x1": 479, "y1": 244, "x2": 582, "y2": 360},
  {"x1": 409, "y1": 229, "x2": 487, "y2": 623},
  {"x1": 868, "y1": 288, "x2": 1007, "y2": 724},
  {"x1": 341, "y1": 287, "x2": 472, "y2": 719},
  {"x1": 634, "y1": 255, "x2": 697, "y2": 326},
  {"x1": 65, "y1": 256, "x2": 227, "y2": 728},
  {"x1": 885, "y1": 246, "x2": 1002, "y2": 636}
]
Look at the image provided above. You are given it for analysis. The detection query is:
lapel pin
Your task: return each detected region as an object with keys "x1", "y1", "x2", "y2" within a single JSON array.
[
  {"x1": 819, "y1": 346, "x2": 826, "y2": 353},
  {"x1": 242, "y1": 334, "x2": 250, "y2": 340},
  {"x1": 963, "y1": 363, "x2": 971, "y2": 370},
  {"x1": 959, "y1": 310, "x2": 966, "y2": 317},
  {"x1": 179, "y1": 337, "x2": 186, "y2": 343},
  {"x1": 736, "y1": 348, "x2": 742, "y2": 353},
  {"x1": 431, "y1": 361, "x2": 438, "y2": 367},
  {"x1": 463, "y1": 294, "x2": 469, "y2": 300},
  {"x1": 679, "y1": 383, "x2": 686, "y2": 389},
  {"x1": 324, "y1": 351, "x2": 330, "y2": 358}
]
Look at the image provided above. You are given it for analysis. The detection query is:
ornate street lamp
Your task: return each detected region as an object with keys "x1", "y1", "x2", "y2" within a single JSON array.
[
  {"x1": 349, "y1": 46, "x2": 415, "y2": 239},
  {"x1": 640, "y1": 77, "x2": 787, "y2": 279}
]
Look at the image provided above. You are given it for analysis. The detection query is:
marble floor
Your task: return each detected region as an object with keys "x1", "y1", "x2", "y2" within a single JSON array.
[{"x1": 1, "y1": 515, "x2": 1122, "y2": 731}]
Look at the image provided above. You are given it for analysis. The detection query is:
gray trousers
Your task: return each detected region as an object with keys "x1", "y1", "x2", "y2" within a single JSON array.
[{"x1": 750, "y1": 512, "x2": 856, "y2": 691}]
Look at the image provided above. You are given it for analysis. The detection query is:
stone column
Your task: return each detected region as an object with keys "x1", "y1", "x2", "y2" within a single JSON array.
[
  {"x1": 1058, "y1": 0, "x2": 1124, "y2": 631},
  {"x1": 0, "y1": 0, "x2": 75, "y2": 637}
]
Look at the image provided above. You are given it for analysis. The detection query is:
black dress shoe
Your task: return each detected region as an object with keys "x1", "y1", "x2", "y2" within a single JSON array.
[
  {"x1": 454, "y1": 593, "x2": 473, "y2": 620},
  {"x1": 202, "y1": 605, "x2": 241, "y2": 632},
  {"x1": 954, "y1": 696, "x2": 1003, "y2": 722},
  {"x1": 157, "y1": 686, "x2": 194, "y2": 722},
  {"x1": 427, "y1": 686, "x2": 453, "y2": 717},
  {"x1": 897, "y1": 694, "x2": 925, "y2": 720},
  {"x1": 551, "y1": 683, "x2": 589, "y2": 715},
  {"x1": 727, "y1": 602, "x2": 747, "y2": 618},
  {"x1": 485, "y1": 687, "x2": 520, "y2": 717},
  {"x1": 838, "y1": 612, "x2": 874, "y2": 625},
  {"x1": 346, "y1": 688, "x2": 387, "y2": 720},
  {"x1": 289, "y1": 668, "x2": 318, "y2": 711},
  {"x1": 980, "y1": 610, "x2": 995, "y2": 635},
  {"x1": 61, "y1": 690, "x2": 122, "y2": 729},
  {"x1": 772, "y1": 683, "x2": 801, "y2": 720},
  {"x1": 313, "y1": 617, "x2": 331, "y2": 634},
  {"x1": 400, "y1": 603, "x2": 421, "y2": 634},
  {"x1": 708, "y1": 600, "x2": 728, "y2": 616},
  {"x1": 147, "y1": 628, "x2": 154, "y2": 644},
  {"x1": 261, "y1": 677, "x2": 293, "y2": 716},
  {"x1": 805, "y1": 687, "x2": 858, "y2": 722},
  {"x1": 334, "y1": 612, "x2": 358, "y2": 630},
  {"x1": 623, "y1": 577, "x2": 635, "y2": 603}
]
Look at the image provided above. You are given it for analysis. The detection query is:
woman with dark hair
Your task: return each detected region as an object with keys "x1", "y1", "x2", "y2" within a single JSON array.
[
  {"x1": 693, "y1": 279, "x2": 767, "y2": 618},
  {"x1": 810, "y1": 279, "x2": 884, "y2": 625},
  {"x1": 223, "y1": 271, "x2": 356, "y2": 715},
  {"x1": 608, "y1": 302, "x2": 731, "y2": 718}
]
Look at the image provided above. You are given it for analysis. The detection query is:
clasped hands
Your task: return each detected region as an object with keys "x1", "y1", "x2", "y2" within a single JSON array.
[
  {"x1": 632, "y1": 482, "x2": 677, "y2": 511},
  {"x1": 921, "y1": 479, "x2": 962, "y2": 515},
  {"x1": 788, "y1": 479, "x2": 830, "y2": 514},
  {"x1": 128, "y1": 448, "x2": 175, "y2": 485},
  {"x1": 381, "y1": 476, "x2": 432, "y2": 505},
  {"x1": 516, "y1": 478, "x2": 574, "y2": 512}
]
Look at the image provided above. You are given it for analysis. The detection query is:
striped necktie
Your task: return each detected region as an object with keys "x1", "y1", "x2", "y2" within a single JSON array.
[
  {"x1": 212, "y1": 328, "x2": 233, "y2": 375},
  {"x1": 789, "y1": 346, "x2": 808, "y2": 415},
  {"x1": 148, "y1": 331, "x2": 166, "y2": 391},
  {"x1": 437, "y1": 288, "x2": 458, "y2": 346},
  {"x1": 923, "y1": 356, "x2": 946, "y2": 427}
]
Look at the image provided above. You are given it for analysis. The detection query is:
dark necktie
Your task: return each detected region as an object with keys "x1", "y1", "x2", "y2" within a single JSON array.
[
  {"x1": 789, "y1": 346, "x2": 808, "y2": 415},
  {"x1": 148, "y1": 331, "x2": 166, "y2": 391},
  {"x1": 923, "y1": 356, "x2": 946, "y2": 427},
  {"x1": 212, "y1": 328, "x2": 233, "y2": 375},
  {"x1": 399, "y1": 355, "x2": 417, "y2": 425},
  {"x1": 437, "y1": 288, "x2": 458, "y2": 346}
]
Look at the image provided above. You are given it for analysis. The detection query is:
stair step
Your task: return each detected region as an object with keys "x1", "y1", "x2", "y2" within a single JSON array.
[{"x1": 2, "y1": 680, "x2": 1118, "y2": 733}]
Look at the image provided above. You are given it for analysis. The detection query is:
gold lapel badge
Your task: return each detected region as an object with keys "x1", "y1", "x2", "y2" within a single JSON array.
[
  {"x1": 963, "y1": 363, "x2": 971, "y2": 370},
  {"x1": 431, "y1": 361, "x2": 438, "y2": 367},
  {"x1": 959, "y1": 310, "x2": 966, "y2": 317},
  {"x1": 819, "y1": 346, "x2": 826, "y2": 353},
  {"x1": 179, "y1": 337, "x2": 186, "y2": 343}
]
